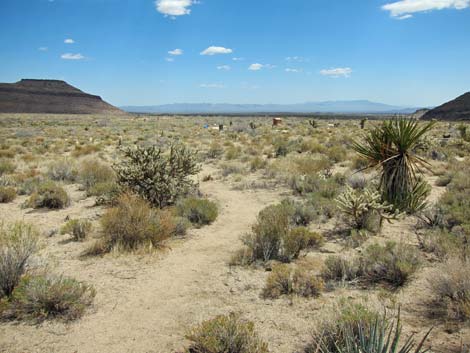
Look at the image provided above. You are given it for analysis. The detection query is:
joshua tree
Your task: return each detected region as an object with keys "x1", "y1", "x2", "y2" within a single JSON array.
[
  {"x1": 360, "y1": 118, "x2": 367, "y2": 129},
  {"x1": 309, "y1": 119, "x2": 318, "y2": 128},
  {"x1": 352, "y1": 119, "x2": 435, "y2": 213}
]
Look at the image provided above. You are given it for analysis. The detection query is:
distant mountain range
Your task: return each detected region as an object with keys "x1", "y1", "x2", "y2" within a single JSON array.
[{"x1": 121, "y1": 101, "x2": 421, "y2": 115}]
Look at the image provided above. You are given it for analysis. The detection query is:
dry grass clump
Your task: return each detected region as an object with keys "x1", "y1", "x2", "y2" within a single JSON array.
[
  {"x1": 1, "y1": 274, "x2": 95, "y2": 322},
  {"x1": 97, "y1": 193, "x2": 176, "y2": 253},
  {"x1": 232, "y1": 203, "x2": 324, "y2": 265},
  {"x1": 0, "y1": 222, "x2": 38, "y2": 298},
  {"x1": 26, "y1": 180, "x2": 70, "y2": 209},
  {"x1": 430, "y1": 258, "x2": 470, "y2": 321},
  {"x1": 321, "y1": 256, "x2": 362, "y2": 283},
  {"x1": 61, "y1": 219, "x2": 93, "y2": 241},
  {"x1": 262, "y1": 264, "x2": 323, "y2": 299},
  {"x1": 176, "y1": 197, "x2": 218, "y2": 227},
  {"x1": 78, "y1": 158, "x2": 115, "y2": 196},
  {"x1": 0, "y1": 159, "x2": 16, "y2": 176},
  {"x1": 47, "y1": 158, "x2": 77, "y2": 182},
  {"x1": 71, "y1": 144, "x2": 100, "y2": 157},
  {"x1": 185, "y1": 312, "x2": 269, "y2": 353},
  {"x1": 0, "y1": 186, "x2": 16, "y2": 203}
]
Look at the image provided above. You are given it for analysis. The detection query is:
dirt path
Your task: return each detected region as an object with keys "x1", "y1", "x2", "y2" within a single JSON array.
[{"x1": 2, "y1": 181, "x2": 319, "y2": 353}]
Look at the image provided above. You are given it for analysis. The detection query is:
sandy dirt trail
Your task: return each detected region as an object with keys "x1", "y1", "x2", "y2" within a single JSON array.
[{"x1": 1, "y1": 181, "x2": 320, "y2": 353}]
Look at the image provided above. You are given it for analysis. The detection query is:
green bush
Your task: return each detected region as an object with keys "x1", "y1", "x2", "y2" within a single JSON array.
[
  {"x1": 0, "y1": 186, "x2": 16, "y2": 203},
  {"x1": 98, "y1": 193, "x2": 176, "y2": 253},
  {"x1": 177, "y1": 197, "x2": 218, "y2": 227},
  {"x1": 2, "y1": 274, "x2": 95, "y2": 322},
  {"x1": 26, "y1": 181, "x2": 70, "y2": 209},
  {"x1": 360, "y1": 242, "x2": 421, "y2": 288},
  {"x1": 0, "y1": 222, "x2": 38, "y2": 298},
  {"x1": 185, "y1": 312, "x2": 269, "y2": 353},
  {"x1": 78, "y1": 159, "x2": 115, "y2": 194},
  {"x1": 262, "y1": 264, "x2": 323, "y2": 299},
  {"x1": 61, "y1": 219, "x2": 93, "y2": 241},
  {"x1": 321, "y1": 256, "x2": 361, "y2": 283},
  {"x1": 0, "y1": 159, "x2": 16, "y2": 176},
  {"x1": 283, "y1": 227, "x2": 324, "y2": 260},
  {"x1": 115, "y1": 144, "x2": 200, "y2": 208}
]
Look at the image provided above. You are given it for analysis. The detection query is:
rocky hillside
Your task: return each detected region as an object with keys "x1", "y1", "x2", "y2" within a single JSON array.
[
  {"x1": 0, "y1": 79, "x2": 124, "y2": 115},
  {"x1": 422, "y1": 92, "x2": 470, "y2": 120}
]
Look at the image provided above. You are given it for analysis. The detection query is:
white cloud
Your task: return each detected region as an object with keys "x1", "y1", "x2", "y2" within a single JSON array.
[
  {"x1": 217, "y1": 65, "x2": 231, "y2": 71},
  {"x1": 64, "y1": 38, "x2": 75, "y2": 44},
  {"x1": 165, "y1": 57, "x2": 175, "y2": 62},
  {"x1": 248, "y1": 63, "x2": 263, "y2": 71},
  {"x1": 168, "y1": 48, "x2": 183, "y2": 55},
  {"x1": 320, "y1": 67, "x2": 352, "y2": 78},
  {"x1": 61, "y1": 53, "x2": 85, "y2": 60},
  {"x1": 156, "y1": 0, "x2": 194, "y2": 17},
  {"x1": 200, "y1": 83, "x2": 225, "y2": 88},
  {"x1": 286, "y1": 56, "x2": 308, "y2": 62},
  {"x1": 382, "y1": 0, "x2": 470, "y2": 18},
  {"x1": 232, "y1": 57, "x2": 244, "y2": 61},
  {"x1": 285, "y1": 68, "x2": 301, "y2": 73},
  {"x1": 200, "y1": 46, "x2": 233, "y2": 55},
  {"x1": 38, "y1": 47, "x2": 48, "y2": 51}
]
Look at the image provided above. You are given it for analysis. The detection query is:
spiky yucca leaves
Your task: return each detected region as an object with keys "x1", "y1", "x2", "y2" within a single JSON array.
[
  {"x1": 352, "y1": 119, "x2": 435, "y2": 213},
  {"x1": 114, "y1": 144, "x2": 201, "y2": 208}
]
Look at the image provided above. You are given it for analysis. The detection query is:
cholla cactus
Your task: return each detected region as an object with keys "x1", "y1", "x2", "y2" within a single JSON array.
[
  {"x1": 114, "y1": 144, "x2": 201, "y2": 208},
  {"x1": 336, "y1": 186, "x2": 400, "y2": 231}
]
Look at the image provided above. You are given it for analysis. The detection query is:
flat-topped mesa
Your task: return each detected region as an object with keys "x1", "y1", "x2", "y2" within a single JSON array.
[
  {"x1": 422, "y1": 92, "x2": 470, "y2": 121},
  {"x1": 0, "y1": 79, "x2": 125, "y2": 115}
]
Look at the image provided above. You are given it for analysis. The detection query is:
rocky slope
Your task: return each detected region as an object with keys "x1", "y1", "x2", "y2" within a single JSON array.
[
  {"x1": 422, "y1": 92, "x2": 470, "y2": 120},
  {"x1": 0, "y1": 79, "x2": 124, "y2": 115}
]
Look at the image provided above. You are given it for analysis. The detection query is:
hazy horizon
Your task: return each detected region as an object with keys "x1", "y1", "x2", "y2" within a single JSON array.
[{"x1": 1, "y1": 0, "x2": 469, "y2": 107}]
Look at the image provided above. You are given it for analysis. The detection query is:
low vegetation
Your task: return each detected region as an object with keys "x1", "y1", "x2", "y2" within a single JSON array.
[
  {"x1": 61, "y1": 219, "x2": 93, "y2": 241},
  {"x1": 176, "y1": 197, "x2": 218, "y2": 227},
  {"x1": 25, "y1": 180, "x2": 70, "y2": 209}
]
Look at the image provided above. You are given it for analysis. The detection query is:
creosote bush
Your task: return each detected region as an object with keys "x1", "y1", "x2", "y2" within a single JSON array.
[
  {"x1": 61, "y1": 219, "x2": 93, "y2": 241},
  {"x1": 0, "y1": 159, "x2": 16, "y2": 176},
  {"x1": 176, "y1": 197, "x2": 218, "y2": 227},
  {"x1": 78, "y1": 159, "x2": 115, "y2": 195},
  {"x1": 47, "y1": 158, "x2": 77, "y2": 182},
  {"x1": 0, "y1": 186, "x2": 16, "y2": 203},
  {"x1": 115, "y1": 144, "x2": 201, "y2": 208},
  {"x1": 0, "y1": 222, "x2": 38, "y2": 298},
  {"x1": 98, "y1": 193, "x2": 176, "y2": 253},
  {"x1": 26, "y1": 180, "x2": 70, "y2": 209},
  {"x1": 185, "y1": 312, "x2": 269, "y2": 353},
  {"x1": 430, "y1": 258, "x2": 470, "y2": 321},
  {"x1": 262, "y1": 264, "x2": 323, "y2": 299},
  {"x1": 2, "y1": 274, "x2": 95, "y2": 322},
  {"x1": 233, "y1": 203, "x2": 324, "y2": 265}
]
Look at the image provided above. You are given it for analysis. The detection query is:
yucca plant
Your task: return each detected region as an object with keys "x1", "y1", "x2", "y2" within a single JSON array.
[
  {"x1": 314, "y1": 310, "x2": 431, "y2": 353},
  {"x1": 352, "y1": 119, "x2": 435, "y2": 213}
]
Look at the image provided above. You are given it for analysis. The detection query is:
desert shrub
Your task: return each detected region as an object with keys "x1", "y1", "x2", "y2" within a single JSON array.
[
  {"x1": 0, "y1": 148, "x2": 15, "y2": 159},
  {"x1": 417, "y1": 228, "x2": 459, "y2": 260},
  {"x1": 225, "y1": 145, "x2": 242, "y2": 160},
  {"x1": 89, "y1": 181, "x2": 121, "y2": 204},
  {"x1": 0, "y1": 222, "x2": 38, "y2": 298},
  {"x1": 290, "y1": 174, "x2": 340, "y2": 198},
  {"x1": 283, "y1": 227, "x2": 324, "y2": 260},
  {"x1": 78, "y1": 159, "x2": 115, "y2": 194},
  {"x1": 430, "y1": 259, "x2": 470, "y2": 321},
  {"x1": 206, "y1": 141, "x2": 224, "y2": 159},
  {"x1": 305, "y1": 300, "x2": 382, "y2": 353},
  {"x1": 347, "y1": 173, "x2": 368, "y2": 190},
  {"x1": 436, "y1": 174, "x2": 452, "y2": 187},
  {"x1": 99, "y1": 193, "x2": 176, "y2": 252},
  {"x1": 26, "y1": 181, "x2": 70, "y2": 209},
  {"x1": 176, "y1": 197, "x2": 218, "y2": 227},
  {"x1": 250, "y1": 156, "x2": 267, "y2": 172},
  {"x1": 236, "y1": 204, "x2": 322, "y2": 264},
  {"x1": 185, "y1": 312, "x2": 269, "y2": 353},
  {"x1": 353, "y1": 119, "x2": 435, "y2": 213},
  {"x1": 16, "y1": 176, "x2": 43, "y2": 196},
  {"x1": 115, "y1": 144, "x2": 200, "y2": 208},
  {"x1": 321, "y1": 256, "x2": 362, "y2": 282},
  {"x1": 351, "y1": 155, "x2": 369, "y2": 171},
  {"x1": 360, "y1": 242, "x2": 421, "y2": 288},
  {"x1": 282, "y1": 199, "x2": 317, "y2": 226},
  {"x1": 336, "y1": 186, "x2": 399, "y2": 233},
  {"x1": 306, "y1": 192, "x2": 338, "y2": 221},
  {"x1": 262, "y1": 264, "x2": 323, "y2": 299},
  {"x1": 71, "y1": 144, "x2": 100, "y2": 157},
  {"x1": 220, "y1": 162, "x2": 245, "y2": 177},
  {"x1": 326, "y1": 145, "x2": 347, "y2": 163},
  {"x1": 0, "y1": 186, "x2": 16, "y2": 203},
  {"x1": 61, "y1": 219, "x2": 92, "y2": 241},
  {"x1": 47, "y1": 158, "x2": 77, "y2": 182},
  {"x1": 0, "y1": 159, "x2": 16, "y2": 176},
  {"x1": 2, "y1": 274, "x2": 95, "y2": 322}
]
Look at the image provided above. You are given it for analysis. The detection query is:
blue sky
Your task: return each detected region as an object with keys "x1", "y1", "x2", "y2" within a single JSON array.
[{"x1": 0, "y1": 0, "x2": 469, "y2": 107}]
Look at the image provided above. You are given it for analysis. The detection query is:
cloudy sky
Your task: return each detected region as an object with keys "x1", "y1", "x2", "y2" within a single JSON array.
[{"x1": 0, "y1": 0, "x2": 469, "y2": 107}]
